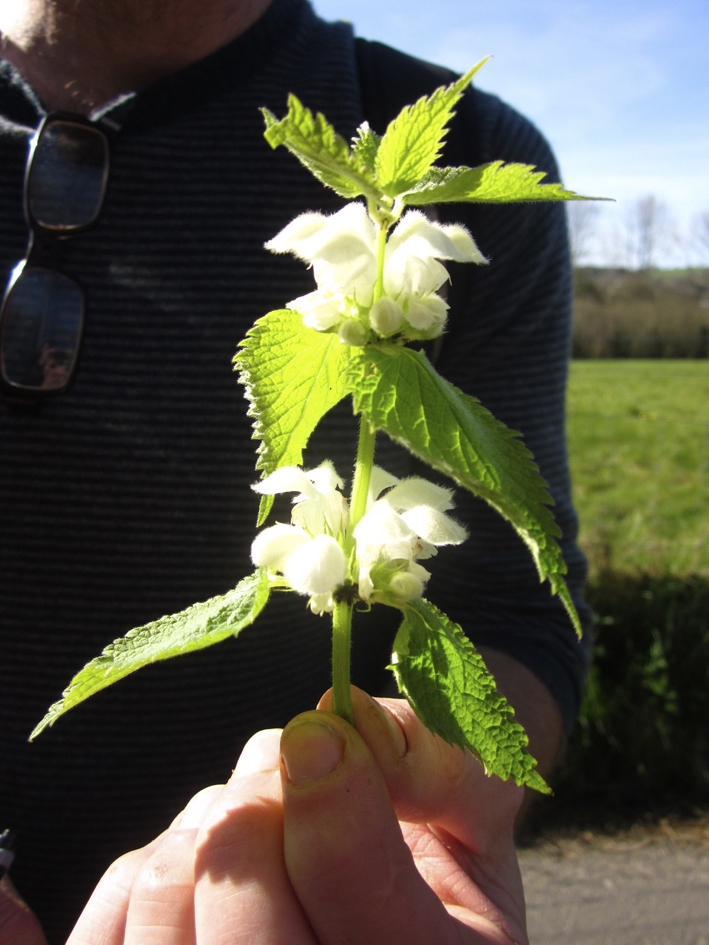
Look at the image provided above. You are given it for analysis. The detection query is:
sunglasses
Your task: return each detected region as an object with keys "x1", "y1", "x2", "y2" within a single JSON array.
[{"x1": 0, "y1": 113, "x2": 110, "y2": 403}]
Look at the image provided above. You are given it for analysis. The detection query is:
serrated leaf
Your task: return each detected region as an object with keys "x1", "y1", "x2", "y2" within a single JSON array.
[
  {"x1": 374, "y1": 59, "x2": 488, "y2": 197},
  {"x1": 261, "y1": 97, "x2": 379, "y2": 201},
  {"x1": 402, "y1": 161, "x2": 604, "y2": 206},
  {"x1": 234, "y1": 310, "x2": 353, "y2": 525},
  {"x1": 31, "y1": 570, "x2": 271, "y2": 740},
  {"x1": 348, "y1": 345, "x2": 581, "y2": 635},
  {"x1": 391, "y1": 597, "x2": 550, "y2": 792},
  {"x1": 351, "y1": 122, "x2": 381, "y2": 177}
]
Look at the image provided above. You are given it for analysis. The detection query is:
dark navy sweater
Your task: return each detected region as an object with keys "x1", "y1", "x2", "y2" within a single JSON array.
[{"x1": 0, "y1": 0, "x2": 590, "y2": 938}]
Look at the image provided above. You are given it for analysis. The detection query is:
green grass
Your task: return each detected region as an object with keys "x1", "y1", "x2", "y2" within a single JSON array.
[{"x1": 567, "y1": 360, "x2": 709, "y2": 577}]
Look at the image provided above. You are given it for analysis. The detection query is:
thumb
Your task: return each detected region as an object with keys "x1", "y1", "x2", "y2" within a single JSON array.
[
  {"x1": 320, "y1": 687, "x2": 524, "y2": 858},
  {"x1": 279, "y1": 707, "x2": 460, "y2": 945},
  {"x1": 0, "y1": 878, "x2": 47, "y2": 945}
]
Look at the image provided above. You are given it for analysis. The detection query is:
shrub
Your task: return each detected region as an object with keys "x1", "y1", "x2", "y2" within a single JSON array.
[
  {"x1": 572, "y1": 268, "x2": 709, "y2": 359},
  {"x1": 524, "y1": 571, "x2": 709, "y2": 836}
]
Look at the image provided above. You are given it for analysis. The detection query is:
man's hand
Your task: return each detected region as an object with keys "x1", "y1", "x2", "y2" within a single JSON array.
[{"x1": 68, "y1": 687, "x2": 528, "y2": 945}]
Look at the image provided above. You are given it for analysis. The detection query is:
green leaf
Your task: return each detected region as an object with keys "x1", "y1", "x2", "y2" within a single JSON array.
[
  {"x1": 234, "y1": 310, "x2": 353, "y2": 525},
  {"x1": 391, "y1": 598, "x2": 550, "y2": 792},
  {"x1": 351, "y1": 122, "x2": 381, "y2": 177},
  {"x1": 374, "y1": 59, "x2": 489, "y2": 197},
  {"x1": 261, "y1": 97, "x2": 379, "y2": 201},
  {"x1": 348, "y1": 345, "x2": 581, "y2": 635},
  {"x1": 31, "y1": 570, "x2": 271, "y2": 740},
  {"x1": 402, "y1": 161, "x2": 604, "y2": 206}
]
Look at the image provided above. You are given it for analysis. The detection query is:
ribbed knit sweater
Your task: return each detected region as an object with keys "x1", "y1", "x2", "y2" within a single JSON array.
[{"x1": 0, "y1": 0, "x2": 590, "y2": 939}]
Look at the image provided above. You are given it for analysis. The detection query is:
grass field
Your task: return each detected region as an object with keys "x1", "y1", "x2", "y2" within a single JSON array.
[
  {"x1": 567, "y1": 360, "x2": 709, "y2": 577},
  {"x1": 519, "y1": 360, "x2": 709, "y2": 835}
]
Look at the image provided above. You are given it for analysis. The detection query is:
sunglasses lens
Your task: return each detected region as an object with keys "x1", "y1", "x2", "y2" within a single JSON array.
[
  {"x1": 1, "y1": 267, "x2": 83, "y2": 392},
  {"x1": 27, "y1": 120, "x2": 109, "y2": 230}
]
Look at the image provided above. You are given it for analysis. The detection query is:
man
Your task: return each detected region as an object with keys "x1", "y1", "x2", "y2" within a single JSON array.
[{"x1": 0, "y1": 0, "x2": 591, "y2": 940}]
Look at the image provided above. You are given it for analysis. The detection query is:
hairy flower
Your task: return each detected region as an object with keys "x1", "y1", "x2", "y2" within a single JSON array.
[
  {"x1": 354, "y1": 468, "x2": 468, "y2": 602},
  {"x1": 251, "y1": 460, "x2": 467, "y2": 610},
  {"x1": 251, "y1": 462, "x2": 348, "y2": 613},
  {"x1": 265, "y1": 203, "x2": 487, "y2": 342}
]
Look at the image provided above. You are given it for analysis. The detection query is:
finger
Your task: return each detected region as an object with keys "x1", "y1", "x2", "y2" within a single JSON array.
[
  {"x1": 67, "y1": 842, "x2": 162, "y2": 945},
  {"x1": 69, "y1": 787, "x2": 223, "y2": 945},
  {"x1": 123, "y1": 829, "x2": 199, "y2": 945},
  {"x1": 0, "y1": 876, "x2": 48, "y2": 945},
  {"x1": 318, "y1": 688, "x2": 526, "y2": 939},
  {"x1": 280, "y1": 711, "x2": 463, "y2": 945},
  {"x1": 194, "y1": 728, "x2": 316, "y2": 945},
  {"x1": 319, "y1": 687, "x2": 523, "y2": 854},
  {"x1": 121, "y1": 786, "x2": 226, "y2": 945}
]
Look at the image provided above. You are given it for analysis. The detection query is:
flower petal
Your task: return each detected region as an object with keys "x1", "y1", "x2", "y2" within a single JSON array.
[
  {"x1": 385, "y1": 477, "x2": 455, "y2": 512},
  {"x1": 252, "y1": 467, "x2": 316, "y2": 498},
  {"x1": 354, "y1": 499, "x2": 417, "y2": 551},
  {"x1": 388, "y1": 211, "x2": 485, "y2": 263},
  {"x1": 385, "y1": 252, "x2": 448, "y2": 298},
  {"x1": 307, "y1": 460, "x2": 345, "y2": 493},
  {"x1": 368, "y1": 465, "x2": 400, "y2": 505},
  {"x1": 282, "y1": 535, "x2": 346, "y2": 595},
  {"x1": 441, "y1": 223, "x2": 488, "y2": 264},
  {"x1": 401, "y1": 506, "x2": 468, "y2": 545},
  {"x1": 264, "y1": 213, "x2": 328, "y2": 258},
  {"x1": 287, "y1": 291, "x2": 342, "y2": 331},
  {"x1": 251, "y1": 523, "x2": 310, "y2": 570}
]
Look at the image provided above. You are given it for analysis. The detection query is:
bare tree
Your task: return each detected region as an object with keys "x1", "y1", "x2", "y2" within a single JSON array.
[
  {"x1": 693, "y1": 210, "x2": 709, "y2": 264},
  {"x1": 624, "y1": 195, "x2": 671, "y2": 270},
  {"x1": 567, "y1": 202, "x2": 600, "y2": 268}
]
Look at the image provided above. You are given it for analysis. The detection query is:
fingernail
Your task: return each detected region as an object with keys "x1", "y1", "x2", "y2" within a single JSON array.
[
  {"x1": 281, "y1": 720, "x2": 344, "y2": 786},
  {"x1": 234, "y1": 729, "x2": 283, "y2": 776}
]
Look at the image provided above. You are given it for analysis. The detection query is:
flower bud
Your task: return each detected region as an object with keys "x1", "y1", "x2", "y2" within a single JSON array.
[
  {"x1": 338, "y1": 319, "x2": 369, "y2": 346},
  {"x1": 310, "y1": 593, "x2": 335, "y2": 615},
  {"x1": 390, "y1": 570, "x2": 424, "y2": 601},
  {"x1": 405, "y1": 294, "x2": 448, "y2": 331},
  {"x1": 369, "y1": 297, "x2": 404, "y2": 337}
]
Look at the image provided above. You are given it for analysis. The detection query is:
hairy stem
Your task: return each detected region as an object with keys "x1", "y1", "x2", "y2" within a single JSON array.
[
  {"x1": 372, "y1": 221, "x2": 388, "y2": 303},
  {"x1": 331, "y1": 598, "x2": 354, "y2": 724},
  {"x1": 330, "y1": 218, "x2": 387, "y2": 725},
  {"x1": 349, "y1": 412, "x2": 376, "y2": 534}
]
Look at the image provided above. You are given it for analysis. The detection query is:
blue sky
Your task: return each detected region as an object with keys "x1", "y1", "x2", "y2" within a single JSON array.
[{"x1": 312, "y1": 0, "x2": 709, "y2": 267}]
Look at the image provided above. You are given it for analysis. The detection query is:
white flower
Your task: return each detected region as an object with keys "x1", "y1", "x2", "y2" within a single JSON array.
[
  {"x1": 250, "y1": 460, "x2": 468, "y2": 610},
  {"x1": 250, "y1": 462, "x2": 348, "y2": 611},
  {"x1": 353, "y1": 467, "x2": 468, "y2": 601},
  {"x1": 384, "y1": 211, "x2": 487, "y2": 299},
  {"x1": 266, "y1": 203, "x2": 378, "y2": 304},
  {"x1": 265, "y1": 205, "x2": 487, "y2": 341}
]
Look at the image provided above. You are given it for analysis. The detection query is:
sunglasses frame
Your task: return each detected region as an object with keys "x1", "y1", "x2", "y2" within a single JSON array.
[{"x1": 1, "y1": 112, "x2": 111, "y2": 405}]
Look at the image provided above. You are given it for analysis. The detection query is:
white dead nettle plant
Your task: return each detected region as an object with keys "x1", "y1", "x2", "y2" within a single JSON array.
[{"x1": 34, "y1": 60, "x2": 600, "y2": 798}]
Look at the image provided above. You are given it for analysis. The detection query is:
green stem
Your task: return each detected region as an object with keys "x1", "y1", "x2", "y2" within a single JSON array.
[
  {"x1": 330, "y1": 218, "x2": 387, "y2": 725},
  {"x1": 331, "y1": 598, "x2": 354, "y2": 724},
  {"x1": 372, "y1": 222, "x2": 388, "y2": 304},
  {"x1": 348, "y1": 413, "x2": 376, "y2": 534}
]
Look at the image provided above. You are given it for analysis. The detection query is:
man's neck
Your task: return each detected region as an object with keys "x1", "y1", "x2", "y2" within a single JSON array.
[{"x1": 0, "y1": 0, "x2": 274, "y2": 115}]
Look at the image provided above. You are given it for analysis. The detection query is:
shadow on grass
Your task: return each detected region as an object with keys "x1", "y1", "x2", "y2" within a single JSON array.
[{"x1": 520, "y1": 570, "x2": 709, "y2": 843}]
